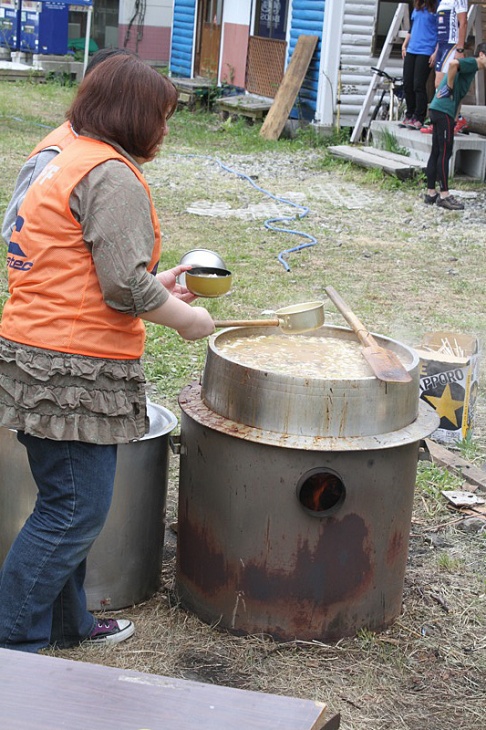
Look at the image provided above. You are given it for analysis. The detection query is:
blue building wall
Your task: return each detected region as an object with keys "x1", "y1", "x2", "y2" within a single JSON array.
[
  {"x1": 288, "y1": 0, "x2": 324, "y2": 120},
  {"x1": 170, "y1": 0, "x2": 196, "y2": 77}
]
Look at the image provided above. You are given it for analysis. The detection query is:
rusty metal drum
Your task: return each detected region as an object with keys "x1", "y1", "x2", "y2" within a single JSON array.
[{"x1": 175, "y1": 325, "x2": 439, "y2": 641}]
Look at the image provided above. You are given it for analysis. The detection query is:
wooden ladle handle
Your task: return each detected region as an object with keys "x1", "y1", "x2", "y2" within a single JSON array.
[
  {"x1": 214, "y1": 319, "x2": 280, "y2": 328},
  {"x1": 324, "y1": 286, "x2": 376, "y2": 349}
]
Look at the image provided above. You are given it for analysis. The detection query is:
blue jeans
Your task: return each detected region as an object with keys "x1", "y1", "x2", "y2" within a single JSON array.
[{"x1": 0, "y1": 432, "x2": 117, "y2": 653}]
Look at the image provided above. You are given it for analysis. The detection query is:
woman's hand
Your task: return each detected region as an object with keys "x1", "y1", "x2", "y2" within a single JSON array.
[
  {"x1": 156, "y1": 265, "x2": 197, "y2": 303},
  {"x1": 401, "y1": 33, "x2": 410, "y2": 60}
]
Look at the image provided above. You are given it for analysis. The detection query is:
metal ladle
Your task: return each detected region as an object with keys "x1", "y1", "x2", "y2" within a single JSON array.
[{"x1": 214, "y1": 301, "x2": 325, "y2": 335}]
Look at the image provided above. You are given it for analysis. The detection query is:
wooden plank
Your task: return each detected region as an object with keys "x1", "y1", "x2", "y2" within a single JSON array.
[
  {"x1": 0, "y1": 68, "x2": 45, "y2": 82},
  {"x1": 423, "y1": 439, "x2": 486, "y2": 492},
  {"x1": 363, "y1": 146, "x2": 427, "y2": 170},
  {"x1": 0, "y1": 649, "x2": 340, "y2": 730},
  {"x1": 328, "y1": 145, "x2": 416, "y2": 180},
  {"x1": 260, "y1": 35, "x2": 318, "y2": 141}
]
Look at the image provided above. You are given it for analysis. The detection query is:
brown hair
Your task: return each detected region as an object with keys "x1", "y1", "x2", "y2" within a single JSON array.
[
  {"x1": 414, "y1": 0, "x2": 437, "y2": 11},
  {"x1": 67, "y1": 55, "x2": 178, "y2": 159}
]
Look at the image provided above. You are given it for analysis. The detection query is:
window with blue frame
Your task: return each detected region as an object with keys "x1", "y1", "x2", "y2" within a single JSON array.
[{"x1": 254, "y1": 0, "x2": 289, "y2": 41}]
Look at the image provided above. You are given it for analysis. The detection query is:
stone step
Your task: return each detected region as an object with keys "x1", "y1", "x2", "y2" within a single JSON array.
[{"x1": 370, "y1": 120, "x2": 486, "y2": 180}]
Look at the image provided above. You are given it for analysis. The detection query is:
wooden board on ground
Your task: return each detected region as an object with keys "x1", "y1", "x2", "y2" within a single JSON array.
[
  {"x1": 216, "y1": 94, "x2": 272, "y2": 121},
  {"x1": 328, "y1": 145, "x2": 420, "y2": 180},
  {"x1": 260, "y1": 35, "x2": 318, "y2": 141},
  {"x1": 423, "y1": 438, "x2": 486, "y2": 492},
  {"x1": 0, "y1": 649, "x2": 340, "y2": 730},
  {"x1": 362, "y1": 146, "x2": 427, "y2": 171},
  {"x1": 0, "y1": 67, "x2": 45, "y2": 82},
  {"x1": 171, "y1": 76, "x2": 215, "y2": 108}
]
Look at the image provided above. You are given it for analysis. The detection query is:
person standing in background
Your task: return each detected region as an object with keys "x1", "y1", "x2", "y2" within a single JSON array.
[
  {"x1": 421, "y1": 0, "x2": 468, "y2": 134},
  {"x1": 401, "y1": 0, "x2": 438, "y2": 130},
  {"x1": 424, "y1": 42, "x2": 486, "y2": 209}
]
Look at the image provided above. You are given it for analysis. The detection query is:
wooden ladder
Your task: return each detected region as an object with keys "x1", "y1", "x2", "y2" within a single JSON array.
[{"x1": 350, "y1": 3, "x2": 410, "y2": 144}]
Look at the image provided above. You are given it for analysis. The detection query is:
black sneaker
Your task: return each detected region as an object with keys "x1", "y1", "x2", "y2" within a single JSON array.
[
  {"x1": 436, "y1": 195, "x2": 465, "y2": 210},
  {"x1": 86, "y1": 618, "x2": 135, "y2": 645},
  {"x1": 424, "y1": 192, "x2": 438, "y2": 204}
]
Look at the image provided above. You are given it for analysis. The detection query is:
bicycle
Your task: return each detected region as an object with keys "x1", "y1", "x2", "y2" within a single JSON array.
[{"x1": 369, "y1": 67, "x2": 405, "y2": 124}]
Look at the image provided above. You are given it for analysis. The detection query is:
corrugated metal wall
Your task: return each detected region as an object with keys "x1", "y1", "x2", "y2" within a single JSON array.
[
  {"x1": 288, "y1": 0, "x2": 324, "y2": 120},
  {"x1": 170, "y1": 0, "x2": 196, "y2": 77},
  {"x1": 339, "y1": 0, "x2": 403, "y2": 126}
]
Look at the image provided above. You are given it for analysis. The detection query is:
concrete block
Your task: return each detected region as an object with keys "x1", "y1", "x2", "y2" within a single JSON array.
[
  {"x1": 33, "y1": 58, "x2": 84, "y2": 82},
  {"x1": 369, "y1": 120, "x2": 486, "y2": 180}
]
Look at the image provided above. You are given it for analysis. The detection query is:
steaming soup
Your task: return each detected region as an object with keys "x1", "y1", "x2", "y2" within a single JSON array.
[{"x1": 218, "y1": 334, "x2": 380, "y2": 379}]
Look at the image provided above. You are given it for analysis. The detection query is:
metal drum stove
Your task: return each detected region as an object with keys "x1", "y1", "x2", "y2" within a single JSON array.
[{"x1": 175, "y1": 325, "x2": 438, "y2": 641}]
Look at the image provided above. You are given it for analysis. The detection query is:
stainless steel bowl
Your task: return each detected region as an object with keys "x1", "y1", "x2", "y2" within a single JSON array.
[{"x1": 179, "y1": 249, "x2": 227, "y2": 286}]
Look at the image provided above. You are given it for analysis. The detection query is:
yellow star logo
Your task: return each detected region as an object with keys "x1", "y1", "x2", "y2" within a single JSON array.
[{"x1": 423, "y1": 384, "x2": 464, "y2": 427}]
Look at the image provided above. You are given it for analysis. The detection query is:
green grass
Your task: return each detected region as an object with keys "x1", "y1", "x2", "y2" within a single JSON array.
[
  {"x1": 414, "y1": 461, "x2": 464, "y2": 521},
  {"x1": 376, "y1": 128, "x2": 410, "y2": 156}
]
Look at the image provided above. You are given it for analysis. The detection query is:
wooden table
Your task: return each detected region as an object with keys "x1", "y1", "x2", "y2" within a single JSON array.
[{"x1": 0, "y1": 649, "x2": 340, "y2": 729}]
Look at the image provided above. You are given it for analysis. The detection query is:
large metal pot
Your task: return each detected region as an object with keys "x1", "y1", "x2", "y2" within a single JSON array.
[
  {"x1": 201, "y1": 325, "x2": 420, "y2": 441},
  {"x1": 0, "y1": 402, "x2": 177, "y2": 611}
]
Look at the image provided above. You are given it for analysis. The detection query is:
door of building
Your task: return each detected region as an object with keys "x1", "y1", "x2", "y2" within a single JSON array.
[{"x1": 195, "y1": 0, "x2": 224, "y2": 77}]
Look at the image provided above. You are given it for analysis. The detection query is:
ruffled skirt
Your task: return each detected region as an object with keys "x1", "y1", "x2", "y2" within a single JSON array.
[{"x1": 0, "y1": 337, "x2": 148, "y2": 444}]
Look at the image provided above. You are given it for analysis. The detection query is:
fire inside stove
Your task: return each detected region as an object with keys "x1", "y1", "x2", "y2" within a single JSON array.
[{"x1": 298, "y1": 469, "x2": 345, "y2": 514}]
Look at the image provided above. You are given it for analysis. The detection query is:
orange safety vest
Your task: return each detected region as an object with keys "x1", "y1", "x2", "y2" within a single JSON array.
[
  {"x1": 28, "y1": 120, "x2": 77, "y2": 158},
  {"x1": 1, "y1": 136, "x2": 161, "y2": 360}
]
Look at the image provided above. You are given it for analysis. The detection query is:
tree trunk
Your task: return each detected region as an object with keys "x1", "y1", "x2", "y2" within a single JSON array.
[{"x1": 461, "y1": 105, "x2": 486, "y2": 135}]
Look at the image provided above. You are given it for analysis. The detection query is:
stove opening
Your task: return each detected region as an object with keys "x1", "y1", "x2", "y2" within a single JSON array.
[{"x1": 298, "y1": 469, "x2": 345, "y2": 515}]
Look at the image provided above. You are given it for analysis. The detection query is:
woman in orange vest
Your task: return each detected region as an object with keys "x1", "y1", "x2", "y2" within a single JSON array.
[{"x1": 0, "y1": 54, "x2": 215, "y2": 652}]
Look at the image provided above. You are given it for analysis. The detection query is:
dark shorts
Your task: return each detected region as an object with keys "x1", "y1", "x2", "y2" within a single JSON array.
[{"x1": 435, "y1": 43, "x2": 457, "y2": 74}]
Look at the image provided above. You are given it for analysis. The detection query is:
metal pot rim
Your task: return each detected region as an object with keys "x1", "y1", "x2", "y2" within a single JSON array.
[{"x1": 179, "y1": 383, "x2": 439, "y2": 451}]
